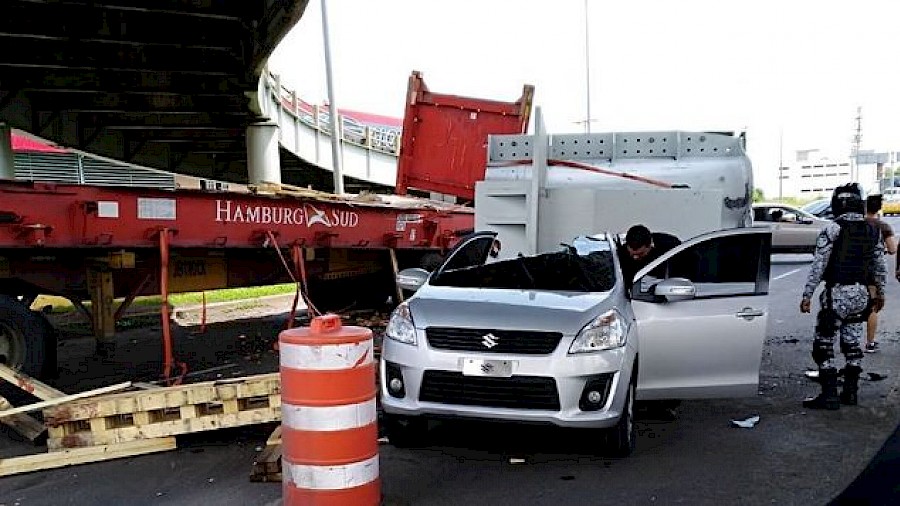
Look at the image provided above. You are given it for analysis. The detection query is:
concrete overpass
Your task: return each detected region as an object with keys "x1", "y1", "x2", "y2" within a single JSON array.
[
  {"x1": 259, "y1": 72, "x2": 402, "y2": 192},
  {"x1": 0, "y1": 0, "x2": 309, "y2": 183}
]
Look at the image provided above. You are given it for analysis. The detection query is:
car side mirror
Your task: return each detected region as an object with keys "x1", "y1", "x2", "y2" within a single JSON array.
[
  {"x1": 653, "y1": 277, "x2": 696, "y2": 302},
  {"x1": 396, "y1": 267, "x2": 430, "y2": 292}
]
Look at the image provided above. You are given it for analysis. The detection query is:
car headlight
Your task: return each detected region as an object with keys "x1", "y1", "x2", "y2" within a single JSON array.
[
  {"x1": 386, "y1": 302, "x2": 417, "y2": 345},
  {"x1": 568, "y1": 309, "x2": 627, "y2": 354}
]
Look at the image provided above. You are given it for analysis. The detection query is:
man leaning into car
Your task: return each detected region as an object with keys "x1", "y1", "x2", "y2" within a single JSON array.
[{"x1": 618, "y1": 224, "x2": 681, "y2": 286}]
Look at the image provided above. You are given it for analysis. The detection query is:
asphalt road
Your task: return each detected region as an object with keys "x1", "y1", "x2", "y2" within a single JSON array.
[{"x1": 4, "y1": 241, "x2": 900, "y2": 505}]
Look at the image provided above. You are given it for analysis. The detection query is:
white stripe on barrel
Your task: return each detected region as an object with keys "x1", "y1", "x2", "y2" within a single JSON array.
[
  {"x1": 280, "y1": 341, "x2": 373, "y2": 370},
  {"x1": 284, "y1": 455, "x2": 379, "y2": 490},
  {"x1": 282, "y1": 399, "x2": 377, "y2": 431}
]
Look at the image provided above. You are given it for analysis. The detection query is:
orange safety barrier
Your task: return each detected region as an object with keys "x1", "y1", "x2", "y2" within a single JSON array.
[{"x1": 279, "y1": 314, "x2": 380, "y2": 506}]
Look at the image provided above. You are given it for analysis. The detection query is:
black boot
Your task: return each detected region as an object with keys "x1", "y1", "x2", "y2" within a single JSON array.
[
  {"x1": 803, "y1": 369, "x2": 840, "y2": 410},
  {"x1": 840, "y1": 365, "x2": 862, "y2": 406}
]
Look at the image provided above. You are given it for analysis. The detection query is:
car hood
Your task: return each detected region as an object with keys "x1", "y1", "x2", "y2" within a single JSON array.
[{"x1": 408, "y1": 285, "x2": 618, "y2": 335}]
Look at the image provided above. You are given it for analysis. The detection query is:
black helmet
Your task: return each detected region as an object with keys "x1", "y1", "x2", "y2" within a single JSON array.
[{"x1": 831, "y1": 183, "x2": 866, "y2": 217}]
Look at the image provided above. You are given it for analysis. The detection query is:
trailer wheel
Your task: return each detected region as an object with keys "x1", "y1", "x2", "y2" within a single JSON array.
[{"x1": 0, "y1": 294, "x2": 55, "y2": 379}]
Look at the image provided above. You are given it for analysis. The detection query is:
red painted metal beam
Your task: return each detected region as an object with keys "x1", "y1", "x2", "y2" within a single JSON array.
[
  {"x1": 395, "y1": 71, "x2": 534, "y2": 201},
  {"x1": 0, "y1": 181, "x2": 474, "y2": 251}
]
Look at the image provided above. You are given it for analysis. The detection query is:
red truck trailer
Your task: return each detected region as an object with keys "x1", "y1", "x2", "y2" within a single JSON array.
[{"x1": 0, "y1": 72, "x2": 533, "y2": 382}]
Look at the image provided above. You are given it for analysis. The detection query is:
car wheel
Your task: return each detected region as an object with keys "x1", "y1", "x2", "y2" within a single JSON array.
[
  {"x1": 382, "y1": 413, "x2": 428, "y2": 448},
  {"x1": 606, "y1": 375, "x2": 636, "y2": 457}
]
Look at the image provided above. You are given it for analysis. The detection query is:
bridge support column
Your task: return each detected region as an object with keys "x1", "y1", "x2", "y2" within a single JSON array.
[
  {"x1": 247, "y1": 121, "x2": 281, "y2": 185},
  {"x1": 0, "y1": 123, "x2": 15, "y2": 180}
]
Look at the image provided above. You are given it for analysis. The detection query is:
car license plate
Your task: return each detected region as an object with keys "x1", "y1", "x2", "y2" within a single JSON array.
[{"x1": 461, "y1": 358, "x2": 513, "y2": 377}]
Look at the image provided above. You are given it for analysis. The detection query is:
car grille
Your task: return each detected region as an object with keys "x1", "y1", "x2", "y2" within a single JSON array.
[
  {"x1": 418, "y1": 371, "x2": 560, "y2": 410},
  {"x1": 425, "y1": 327, "x2": 563, "y2": 354}
]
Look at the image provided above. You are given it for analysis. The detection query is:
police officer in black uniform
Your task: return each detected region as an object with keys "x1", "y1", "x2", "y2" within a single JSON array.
[{"x1": 800, "y1": 183, "x2": 886, "y2": 410}]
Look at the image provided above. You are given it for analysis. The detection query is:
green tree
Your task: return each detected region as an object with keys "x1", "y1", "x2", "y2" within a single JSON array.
[{"x1": 752, "y1": 187, "x2": 765, "y2": 203}]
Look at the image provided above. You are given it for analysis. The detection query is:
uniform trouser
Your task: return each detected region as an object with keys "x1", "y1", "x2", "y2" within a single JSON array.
[{"x1": 813, "y1": 284, "x2": 868, "y2": 371}]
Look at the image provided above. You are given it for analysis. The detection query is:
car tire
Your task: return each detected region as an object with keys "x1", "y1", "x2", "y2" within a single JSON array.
[
  {"x1": 606, "y1": 374, "x2": 636, "y2": 457},
  {"x1": 382, "y1": 413, "x2": 428, "y2": 448}
]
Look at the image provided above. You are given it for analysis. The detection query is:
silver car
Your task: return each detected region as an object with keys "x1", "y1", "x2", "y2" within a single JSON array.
[
  {"x1": 752, "y1": 203, "x2": 830, "y2": 253},
  {"x1": 380, "y1": 228, "x2": 772, "y2": 456}
]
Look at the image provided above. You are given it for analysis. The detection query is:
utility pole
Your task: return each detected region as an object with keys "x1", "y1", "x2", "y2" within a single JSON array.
[
  {"x1": 583, "y1": 0, "x2": 592, "y2": 133},
  {"x1": 321, "y1": 0, "x2": 344, "y2": 194},
  {"x1": 851, "y1": 106, "x2": 862, "y2": 182},
  {"x1": 778, "y1": 128, "x2": 783, "y2": 201}
]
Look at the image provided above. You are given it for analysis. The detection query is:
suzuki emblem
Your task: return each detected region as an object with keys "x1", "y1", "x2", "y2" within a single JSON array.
[{"x1": 481, "y1": 333, "x2": 499, "y2": 349}]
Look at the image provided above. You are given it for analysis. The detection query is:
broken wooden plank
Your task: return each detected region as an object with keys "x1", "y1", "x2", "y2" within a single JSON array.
[
  {"x1": 0, "y1": 363, "x2": 66, "y2": 400},
  {"x1": 0, "y1": 437, "x2": 176, "y2": 477},
  {"x1": 250, "y1": 424, "x2": 283, "y2": 483},
  {"x1": 0, "y1": 394, "x2": 46, "y2": 441},
  {"x1": 266, "y1": 425, "x2": 282, "y2": 445},
  {"x1": 0, "y1": 382, "x2": 131, "y2": 419},
  {"x1": 250, "y1": 447, "x2": 282, "y2": 482}
]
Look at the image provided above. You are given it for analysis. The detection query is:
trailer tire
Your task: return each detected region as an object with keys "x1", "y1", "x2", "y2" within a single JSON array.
[{"x1": 0, "y1": 294, "x2": 56, "y2": 380}]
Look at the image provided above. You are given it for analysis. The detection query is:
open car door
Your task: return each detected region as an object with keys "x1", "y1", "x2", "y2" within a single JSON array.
[{"x1": 630, "y1": 228, "x2": 771, "y2": 400}]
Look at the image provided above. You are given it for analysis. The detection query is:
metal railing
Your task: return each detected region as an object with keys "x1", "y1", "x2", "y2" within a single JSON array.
[{"x1": 262, "y1": 71, "x2": 402, "y2": 156}]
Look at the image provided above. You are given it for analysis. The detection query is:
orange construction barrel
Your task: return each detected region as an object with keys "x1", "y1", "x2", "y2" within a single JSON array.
[{"x1": 279, "y1": 314, "x2": 380, "y2": 506}]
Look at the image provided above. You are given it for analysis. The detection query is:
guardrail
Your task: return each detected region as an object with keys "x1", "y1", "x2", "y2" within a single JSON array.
[{"x1": 262, "y1": 71, "x2": 401, "y2": 156}]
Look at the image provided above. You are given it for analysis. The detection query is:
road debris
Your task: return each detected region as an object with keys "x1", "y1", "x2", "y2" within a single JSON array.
[
  {"x1": 249, "y1": 425, "x2": 283, "y2": 483},
  {"x1": 1, "y1": 369, "x2": 282, "y2": 477},
  {"x1": 731, "y1": 415, "x2": 760, "y2": 428}
]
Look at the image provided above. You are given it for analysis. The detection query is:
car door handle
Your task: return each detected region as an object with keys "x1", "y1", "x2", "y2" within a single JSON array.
[{"x1": 736, "y1": 308, "x2": 765, "y2": 320}]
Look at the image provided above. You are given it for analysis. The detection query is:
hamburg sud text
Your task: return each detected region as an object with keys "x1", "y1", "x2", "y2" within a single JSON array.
[{"x1": 214, "y1": 199, "x2": 360, "y2": 228}]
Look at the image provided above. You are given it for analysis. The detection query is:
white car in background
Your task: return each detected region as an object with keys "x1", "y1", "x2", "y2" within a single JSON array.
[
  {"x1": 801, "y1": 199, "x2": 833, "y2": 220},
  {"x1": 753, "y1": 203, "x2": 830, "y2": 253}
]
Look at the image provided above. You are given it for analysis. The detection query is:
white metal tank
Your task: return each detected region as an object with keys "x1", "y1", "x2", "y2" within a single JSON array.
[{"x1": 475, "y1": 109, "x2": 754, "y2": 258}]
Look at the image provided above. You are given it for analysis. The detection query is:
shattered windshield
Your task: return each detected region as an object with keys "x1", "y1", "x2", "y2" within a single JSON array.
[{"x1": 431, "y1": 236, "x2": 616, "y2": 292}]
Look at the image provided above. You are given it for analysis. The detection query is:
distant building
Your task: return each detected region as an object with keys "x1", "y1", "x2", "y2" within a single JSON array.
[{"x1": 777, "y1": 148, "x2": 893, "y2": 198}]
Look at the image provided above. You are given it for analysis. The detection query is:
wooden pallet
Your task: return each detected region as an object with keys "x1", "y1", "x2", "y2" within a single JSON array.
[
  {"x1": 43, "y1": 373, "x2": 281, "y2": 450},
  {"x1": 250, "y1": 425, "x2": 282, "y2": 482},
  {"x1": 0, "y1": 365, "x2": 175, "y2": 476}
]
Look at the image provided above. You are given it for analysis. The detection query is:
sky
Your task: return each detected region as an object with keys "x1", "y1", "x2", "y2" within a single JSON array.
[{"x1": 268, "y1": 0, "x2": 900, "y2": 198}]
